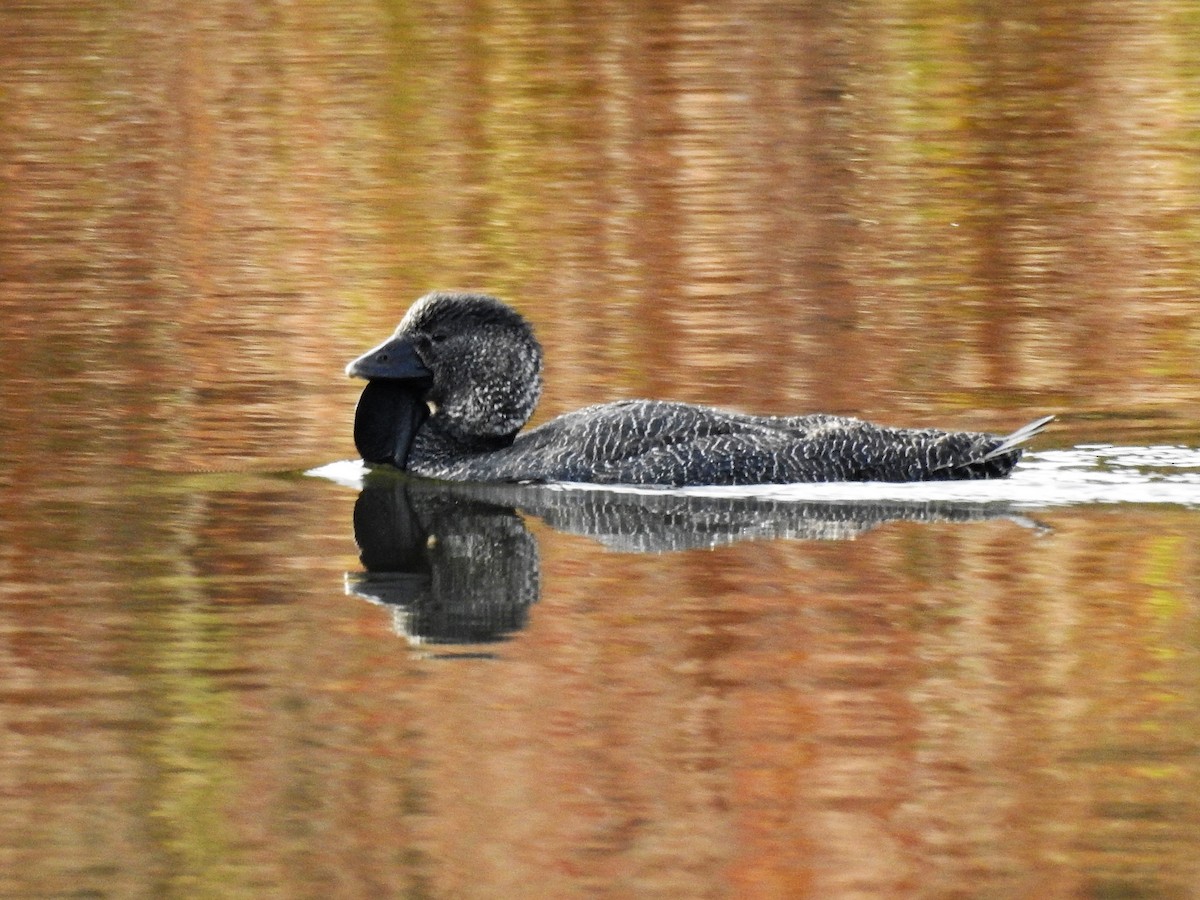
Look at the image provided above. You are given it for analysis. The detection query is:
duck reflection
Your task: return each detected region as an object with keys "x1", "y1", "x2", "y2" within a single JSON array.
[
  {"x1": 348, "y1": 473, "x2": 540, "y2": 646},
  {"x1": 347, "y1": 470, "x2": 1038, "y2": 646}
]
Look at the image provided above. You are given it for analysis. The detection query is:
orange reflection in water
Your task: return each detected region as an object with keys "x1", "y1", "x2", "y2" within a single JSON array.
[{"x1": 1, "y1": 0, "x2": 1200, "y2": 896}]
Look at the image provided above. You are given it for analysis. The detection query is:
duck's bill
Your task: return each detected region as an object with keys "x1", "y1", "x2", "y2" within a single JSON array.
[
  {"x1": 345, "y1": 334, "x2": 431, "y2": 381},
  {"x1": 353, "y1": 379, "x2": 430, "y2": 468}
]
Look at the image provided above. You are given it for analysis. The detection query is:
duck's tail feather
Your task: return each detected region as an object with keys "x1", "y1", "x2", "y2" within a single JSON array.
[{"x1": 980, "y1": 414, "x2": 1056, "y2": 462}]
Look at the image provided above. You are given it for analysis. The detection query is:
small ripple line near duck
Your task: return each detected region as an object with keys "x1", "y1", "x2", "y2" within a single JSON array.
[{"x1": 345, "y1": 291, "x2": 1053, "y2": 487}]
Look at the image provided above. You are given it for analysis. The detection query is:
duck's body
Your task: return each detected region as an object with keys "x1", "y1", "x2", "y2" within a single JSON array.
[
  {"x1": 408, "y1": 400, "x2": 1045, "y2": 485},
  {"x1": 348, "y1": 292, "x2": 1052, "y2": 487}
]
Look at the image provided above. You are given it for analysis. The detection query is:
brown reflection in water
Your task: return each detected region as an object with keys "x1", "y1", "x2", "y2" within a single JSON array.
[
  {"x1": 371, "y1": 0, "x2": 1200, "y2": 436},
  {"x1": 0, "y1": 475, "x2": 436, "y2": 897},
  {"x1": 3, "y1": 0, "x2": 1199, "y2": 481},
  {"x1": 0, "y1": 487, "x2": 1198, "y2": 896},
  {"x1": 2, "y1": 0, "x2": 1200, "y2": 896},
  {"x1": 0, "y1": 1, "x2": 396, "y2": 473},
  {"x1": 386, "y1": 514, "x2": 1200, "y2": 898}
]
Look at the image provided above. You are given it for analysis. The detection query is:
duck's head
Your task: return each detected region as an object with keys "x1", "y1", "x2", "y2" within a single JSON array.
[{"x1": 346, "y1": 292, "x2": 544, "y2": 467}]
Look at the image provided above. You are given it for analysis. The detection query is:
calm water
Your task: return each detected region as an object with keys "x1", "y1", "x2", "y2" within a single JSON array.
[{"x1": 3, "y1": 1, "x2": 1200, "y2": 897}]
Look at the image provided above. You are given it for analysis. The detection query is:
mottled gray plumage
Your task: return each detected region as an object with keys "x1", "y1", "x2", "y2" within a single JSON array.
[{"x1": 347, "y1": 292, "x2": 1053, "y2": 486}]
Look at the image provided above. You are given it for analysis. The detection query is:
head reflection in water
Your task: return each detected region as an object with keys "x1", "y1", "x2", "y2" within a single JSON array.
[{"x1": 347, "y1": 473, "x2": 539, "y2": 647}]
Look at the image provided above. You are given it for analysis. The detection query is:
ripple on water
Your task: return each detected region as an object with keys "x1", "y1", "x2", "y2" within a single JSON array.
[{"x1": 309, "y1": 445, "x2": 1200, "y2": 509}]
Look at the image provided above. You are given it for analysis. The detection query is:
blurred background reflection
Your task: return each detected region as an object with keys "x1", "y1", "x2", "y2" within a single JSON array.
[{"x1": 1, "y1": 1, "x2": 1199, "y2": 897}]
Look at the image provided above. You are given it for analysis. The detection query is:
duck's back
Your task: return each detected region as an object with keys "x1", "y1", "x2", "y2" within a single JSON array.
[{"x1": 408, "y1": 400, "x2": 1032, "y2": 486}]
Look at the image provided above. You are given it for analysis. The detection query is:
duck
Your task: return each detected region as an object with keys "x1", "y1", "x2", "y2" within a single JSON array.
[{"x1": 346, "y1": 291, "x2": 1053, "y2": 486}]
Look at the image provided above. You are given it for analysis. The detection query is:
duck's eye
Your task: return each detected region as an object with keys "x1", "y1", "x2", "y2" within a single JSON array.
[{"x1": 429, "y1": 332, "x2": 448, "y2": 344}]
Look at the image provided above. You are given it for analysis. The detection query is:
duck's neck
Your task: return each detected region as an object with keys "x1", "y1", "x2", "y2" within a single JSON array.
[{"x1": 409, "y1": 418, "x2": 517, "y2": 469}]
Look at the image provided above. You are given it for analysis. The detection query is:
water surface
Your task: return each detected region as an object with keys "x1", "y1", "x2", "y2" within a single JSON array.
[{"x1": 2, "y1": 1, "x2": 1200, "y2": 897}]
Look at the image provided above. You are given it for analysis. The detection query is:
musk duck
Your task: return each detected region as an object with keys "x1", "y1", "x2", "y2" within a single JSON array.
[{"x1": 346, "y1": 291, "x2": 1052, "y2": 486}]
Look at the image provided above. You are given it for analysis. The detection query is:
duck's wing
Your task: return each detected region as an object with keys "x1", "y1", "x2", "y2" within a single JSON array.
[
  {"x1": 499, "y1": 400, "x2": 785, "y2": 484},
  {"x1": 591, "y1": 431, "x2": 842, "y2": 486},
  {"x1": 589, "y1": 413, "x2": 1055, "y2": 486},
  {"x1": 491, "y1": 404, "x2": 1051, "y2": 486},
  {"x1": 512, "y1": 403, "x2": 848, "y2": 485}
]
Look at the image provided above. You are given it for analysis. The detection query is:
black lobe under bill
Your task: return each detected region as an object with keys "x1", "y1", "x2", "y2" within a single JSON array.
[{"x1": 353, "y1": 379, "x2": 430, "y2": 468}]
